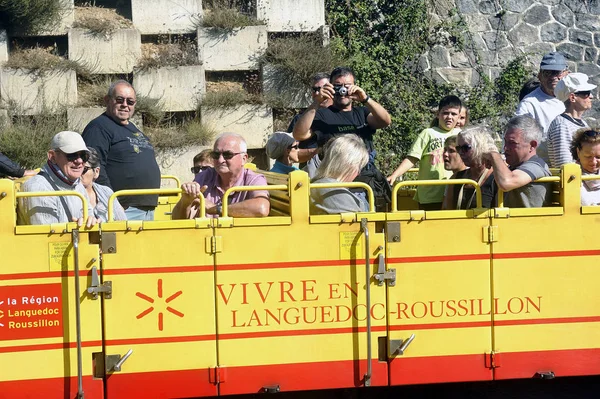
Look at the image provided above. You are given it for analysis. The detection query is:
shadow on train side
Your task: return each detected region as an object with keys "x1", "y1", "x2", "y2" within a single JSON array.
[{"x1": 1, "y1": 163, "x2": 599, "y2": 399}]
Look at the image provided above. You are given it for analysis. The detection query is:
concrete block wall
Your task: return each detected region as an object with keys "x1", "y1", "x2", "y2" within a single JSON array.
[
  {"x1": 257, "y1": 0, "x2": 326, "y2": 32},
  {"x1": 0, "y1": 31, "x2": 7, "y2": 64},
  {"x1": 197, "y1": 26, "x2": 268, "y2": 71},
  {"x1": 0, "y1": 69, "x2": 77, "y2": 115},
  {"x1": 200, "y1": 104, "x2": 273, "y2": 149},
  {"x1": 131, "y1": 0, "x2": 203, "y2": 34},
  {"x1": 68, "y1": 29, "x2": 142, "y2": 74},
  {"x1": 134, "y1": 65, "x2": 206, "y2": 112}
]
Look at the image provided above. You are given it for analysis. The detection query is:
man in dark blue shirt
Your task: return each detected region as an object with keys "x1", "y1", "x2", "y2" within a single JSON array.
[{"x1": 82, "y1": 80, "x2": 161, "y2": 221}]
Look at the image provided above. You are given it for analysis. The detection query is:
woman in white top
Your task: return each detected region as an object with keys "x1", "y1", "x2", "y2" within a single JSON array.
[
  {"x1": 571, "y1": 128, "x2": 600, "y2": 206},
  {"x1": 547, "y1": 73, "x2": 596, "y2": 167}
]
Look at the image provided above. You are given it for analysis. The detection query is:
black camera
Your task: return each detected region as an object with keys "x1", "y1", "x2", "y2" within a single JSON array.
[{"x1": 333, "y1": 85, "x2": 348, "y2": 96}]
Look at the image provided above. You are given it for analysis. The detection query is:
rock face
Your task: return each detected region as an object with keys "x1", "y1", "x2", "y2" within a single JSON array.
[{"x1": 422, "y1": 0, "x2": 599, "y2": 119}]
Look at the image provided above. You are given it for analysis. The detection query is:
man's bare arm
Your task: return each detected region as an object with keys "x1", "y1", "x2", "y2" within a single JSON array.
[
  {"x1": 486, "y1": 152, "x2": 532, "y2": 192},
  {"x1": 227, "y1": 197, "x2": 270, "y2": 217},
  {"x1": 387, "y1": 156, "x2": 419, "y2": 183},
  {"x1": 293, "y1": 84, "x2": 334, "y2": 142},
  {"x1": 365, "y1": 98, "x2": 392, "y2": 129}
]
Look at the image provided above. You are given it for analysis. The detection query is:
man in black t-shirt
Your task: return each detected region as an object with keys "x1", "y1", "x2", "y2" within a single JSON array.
[
  {"x1": 292, "y1": 67, "x2": 393, "y2": 210},
  {"x1": 82, "y1": 80, "x2": 161, "y2": 221}
]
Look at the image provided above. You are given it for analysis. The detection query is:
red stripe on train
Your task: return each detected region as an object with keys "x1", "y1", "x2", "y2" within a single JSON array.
[
  {"x1": 219, "y1": 325, "x2": 387, "y2": 340},
  {"x1": 390, "y1": 353, "x2": 492, "y2": 385},
  {"x1": 388, "y1": 253, "x2": 490, "y2": 263},
  {"x1": 105, "y1": 368, "x2": 217, "y2": 398},
  {"x1": 220, "y1": 359, "x2": 388, "y2": 395},
  {"x1": 0, "y1": 340, "x2": 102, "y2": 353},
  {"x1": 0, "y1": 376, "x2": 103, "y2": 399},
  {"x1": 494, "y1": 249, "x2": 600, "y2": 259},
  {"x1": 495, "y1": 348, "x2": 600, "y2": 379}
]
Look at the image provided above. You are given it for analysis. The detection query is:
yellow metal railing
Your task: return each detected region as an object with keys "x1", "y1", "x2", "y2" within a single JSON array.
[
  {"x1": 108, "y1": 188, "x2": 206, "y2": 221},
  {"x1": 15, "y1": 190, "x2": 88, "y2": 221},
  {"x1": 309, "y1": 182, "x2": 375, "y2": 212},
  {"x1": 222, "y1": 185, "x2": 288, "y2": 217},
  {"x1": 160, "y1": 175, "x2": 182, "y2": 188},
  {"x1": 392, "y1": 179, "x2": 482, "y2": 211},
  {"x1": 497, "y1": 176, "x2": 560, "y2": 207}
]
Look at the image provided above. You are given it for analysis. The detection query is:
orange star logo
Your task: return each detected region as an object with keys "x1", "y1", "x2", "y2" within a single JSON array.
[{"x1": 136, "y1": 279, "x2": 183, "y2": 331}]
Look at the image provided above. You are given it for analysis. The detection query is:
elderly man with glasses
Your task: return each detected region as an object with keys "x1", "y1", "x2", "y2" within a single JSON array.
[
  {"x1": 516, "y1": 52, "x2": 570, "y2": 162},
  {"x1": 82, "y1": 80, "x2": 161, "y2": 221},
  {"x1": 172, "y1": 133, "x2": 270, "y2": 219},
  {"x1": 17, "y1": 131, "x2": 98, "y2": 227}
]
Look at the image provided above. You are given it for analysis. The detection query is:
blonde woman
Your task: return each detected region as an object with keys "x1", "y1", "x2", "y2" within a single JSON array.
[{"x1": 310, "y1": 134, "x2": 369, "y2": 214}]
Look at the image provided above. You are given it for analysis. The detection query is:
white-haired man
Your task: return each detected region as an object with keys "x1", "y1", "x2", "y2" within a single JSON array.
[
  {"x1": 484, "y1": 115, "x2": 552, "y2": 208},
  {"x1": 172, "y1": 133, "x2": 270, "y2": 218},
  {"x1": 18, "y1": 131, "x2": 97, "y2": 227}
]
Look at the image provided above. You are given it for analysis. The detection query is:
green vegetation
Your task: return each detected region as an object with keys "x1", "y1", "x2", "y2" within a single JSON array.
[
  {"x1": 325, "y1": 1, "x2": 532, "y2": 174},
  {"x1": 0, "y1": 114, "x2": 67, "y2": 168},
  {"x1": 0, "y1": 0, "x2": 66, "y2": 34}
]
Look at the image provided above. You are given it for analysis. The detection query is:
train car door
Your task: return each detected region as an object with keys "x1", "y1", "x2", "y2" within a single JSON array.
[
  {"x1": 0, "y1": 180, "x2": 104, "y2": 398},
  {"x1": 491, "y1": 166, "x2": 600, "y2": 380},
  {"x1": 99, "y1": 212, "x2": 217, "y2": 398},
  {"x1": 212, "y1": 172, "x2": 388, "y2": 395},
  {"x1": 384, "y1": 194, "x2": 494, "y2": 385}
]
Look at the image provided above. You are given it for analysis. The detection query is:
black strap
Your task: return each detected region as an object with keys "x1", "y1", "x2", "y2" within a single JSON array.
[{"x1": 40, "y1": 171, "x2": 74, "y2": 222}]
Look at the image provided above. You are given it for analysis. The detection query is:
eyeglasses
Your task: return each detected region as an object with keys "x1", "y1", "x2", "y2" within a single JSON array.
[
  {"x1": 210, "y1": 151, "x2": 244, "y2": 160},
  {"x1": 288, "y1": 144, "x2": 299, "y2": 150},
  {"x1": 82, "y1": 166, "x2": 93, "y2": 174},
  {"x1": 59, "y1": 150, "x2": 89, "y2": 162},
  {"x1": 311, "y1": 86, "x2": 323, "y2": 93},
  {"x1": 584, "y1": 130, "x2": 600, "y2": 137},
  {"x1": 114, "y1": 96, "x2": 136, "y2": 106},
  {"x1": 456, "y1": 144, "x2": 472, "y2": 153},
  {"x1": 542, "y1": 69, "x2": 567, "y2": 78},
  {"x1": 191, "y1": 165, "x2": 210, "y2": 174},
  {"x1": 575, "y1": 91, "x2": 592, "y2": 98}
]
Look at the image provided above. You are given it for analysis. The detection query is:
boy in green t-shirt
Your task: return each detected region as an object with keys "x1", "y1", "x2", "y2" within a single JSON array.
[{"x1": 387, "y1": 95, "x2": 463, "y2": 210}]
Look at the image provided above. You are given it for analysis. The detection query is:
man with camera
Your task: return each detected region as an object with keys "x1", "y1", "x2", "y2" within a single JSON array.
[{"x1": 292, "y1": 66, "x2": 392, "y2": 210}]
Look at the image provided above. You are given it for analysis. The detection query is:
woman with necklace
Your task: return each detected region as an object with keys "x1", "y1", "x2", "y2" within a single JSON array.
[
  {"x1": 446, "y1": 127, "x2": 498, "y2": 209},
  {"x1": 547, "y1": 73, "x2": 596, "y2": 167}
]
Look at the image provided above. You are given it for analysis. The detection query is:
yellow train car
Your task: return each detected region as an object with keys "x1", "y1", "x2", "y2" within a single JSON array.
[{"x1": 1, "y1": 163, "x2": 599, "y2": 398}]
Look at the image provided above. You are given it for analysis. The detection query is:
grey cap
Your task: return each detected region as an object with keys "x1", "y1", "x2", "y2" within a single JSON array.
[
  {"x1": 266, "y1": 132, "x2": 296, "y2": 160},
  {"x1": 540, "y1": 52, "x2": 567, "y2": 71},
  {"x1": 50, "y1": 131, "x2": 89, "y2": 154}
]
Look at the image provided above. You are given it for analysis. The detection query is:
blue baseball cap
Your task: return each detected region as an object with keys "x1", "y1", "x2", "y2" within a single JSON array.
[{"x1": 540, "y1": 52, "x2": 567, "y2": 71}]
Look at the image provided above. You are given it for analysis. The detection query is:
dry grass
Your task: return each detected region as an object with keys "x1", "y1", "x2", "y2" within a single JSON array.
[
  {"x1": 145, "y1": 120, "x2": 216, "y2": 152},
  {"x1": 136, "y1": 40, "x2": 199, "y2": 70},
  {"x1": 4, "y1": 46, "x2": 93, "y2": 77},
  {"x1": 199, "y1": 8, "x2": 262, "y2": 30},
  {"x1": 73, "y1": 6, "x2": 133, "y2": 37},
  {"x1": 77, "y1": 76, "x2": 113, "y2": 107}
]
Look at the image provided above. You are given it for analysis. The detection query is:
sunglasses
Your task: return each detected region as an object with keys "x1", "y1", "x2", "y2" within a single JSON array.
[
  {"x1": 456, "y1": 144, "x2": 472, "y2": 153},
  {"x1": 542, "y1": 69, "x2": 567, "y2": 78},
  {"x1": 59, "y1": 150, "x2": 89, "y2": 162},
  {"x1": 584, "y1": 130, "x2": 600, "y2": 137},
  {"x1": 311, "y1": 86, "x2": 323, "y2": 93},
  {"x1": 575, "y1": 91, "x2": 592, "y2": 98},
  {"x1": 191, "y1": 165, "x2": 210, "y2": 174},
  {"x1": 114, "y1": 96, "x2": 136, "y2": 106},
  {"x1": 288, "y1": 144, "x2": 299, "y2": 150},
  {"x1": 210, "y1": 151, "x2": 244, "y2": 160},
  {"x1": 82, "y1": 166, "x2": 93, "y2": 174}
]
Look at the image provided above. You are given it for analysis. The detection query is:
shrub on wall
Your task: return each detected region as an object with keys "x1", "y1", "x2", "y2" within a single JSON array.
[{"x1": 0, "y1": 0, "x2": 66, "y2": 34}]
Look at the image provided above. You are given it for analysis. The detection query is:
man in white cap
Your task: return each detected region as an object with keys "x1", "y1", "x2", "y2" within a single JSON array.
[
  {"x1": 516, "y1": 52, "x2": 569, "y2": 134},
  {"x1": 266, "y1": 132, "x2": 300, "y2": 174},
  {"x1": 547, "y1": 73, "x2": 596, "y2": 167},
  {"x1": 17, "y1": 131, "x2": 97, "y2": 227}
]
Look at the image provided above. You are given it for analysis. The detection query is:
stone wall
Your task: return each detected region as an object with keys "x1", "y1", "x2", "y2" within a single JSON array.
[{"x1": 426, "y1": 0, "x2": 600, "y2": 121}]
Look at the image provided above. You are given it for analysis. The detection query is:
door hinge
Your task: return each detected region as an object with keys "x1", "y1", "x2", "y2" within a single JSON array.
[
  {"x1": 483, "y1": 225, "x2": 498, "y2": 243},
  {"x1": 485, "y1": 351, "x2": 501, "y2": 369},
  {"x1": 373, "y1": 253, "x2": 396, "y2": 286},
  {"x1": 87, "y1": 266, "x2": 112, "y2": 300},
  {"x1": 206, "y1": 236, "x2": 222, "y2": 254},
  {"x1": 209, "y1": 366, "x2": 227, "y2": 384}
]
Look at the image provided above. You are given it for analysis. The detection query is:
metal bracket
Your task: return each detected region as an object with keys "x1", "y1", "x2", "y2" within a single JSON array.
[
  {"x1": 105, "y1": 349, "x2": 133, "y2": 372},
  {"x1": 87, "y1": 266, "x2": 112, "y2": 300},
  {"x1": 386, "y1": 222, "x2": 400, "y2": 243},
  {"x1": 100, "y1": 232, "x2": 117, "y2": 254},
  {"x1": 373, "y1": 254, "x2": 396, "y2": 286},
  {"x1": 389, "y1": 334, "x2": 415, "y2": 357},
  {"x1": 262, "y1": 385, "x2": 280, "y2": 393},
  {"x1": 535, "y1": 370, "x2": 555, "y2": 379}
]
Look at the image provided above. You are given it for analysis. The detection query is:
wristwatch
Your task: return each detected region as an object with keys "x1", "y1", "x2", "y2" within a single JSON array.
[
  {"x1": 361, "y1": 95, "x2": 370, "y2": 104},
  {"x1": 216, "y1": 204, "x2": 223, "y2": 216}
]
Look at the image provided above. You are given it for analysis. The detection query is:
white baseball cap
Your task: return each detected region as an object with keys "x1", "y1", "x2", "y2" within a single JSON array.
[
  {"x1": 50, "y1": 131, "x2": 89, "y2": 154},
  {"x1": 554, "y1": 73, "x2": 597, "y2": 102}
]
